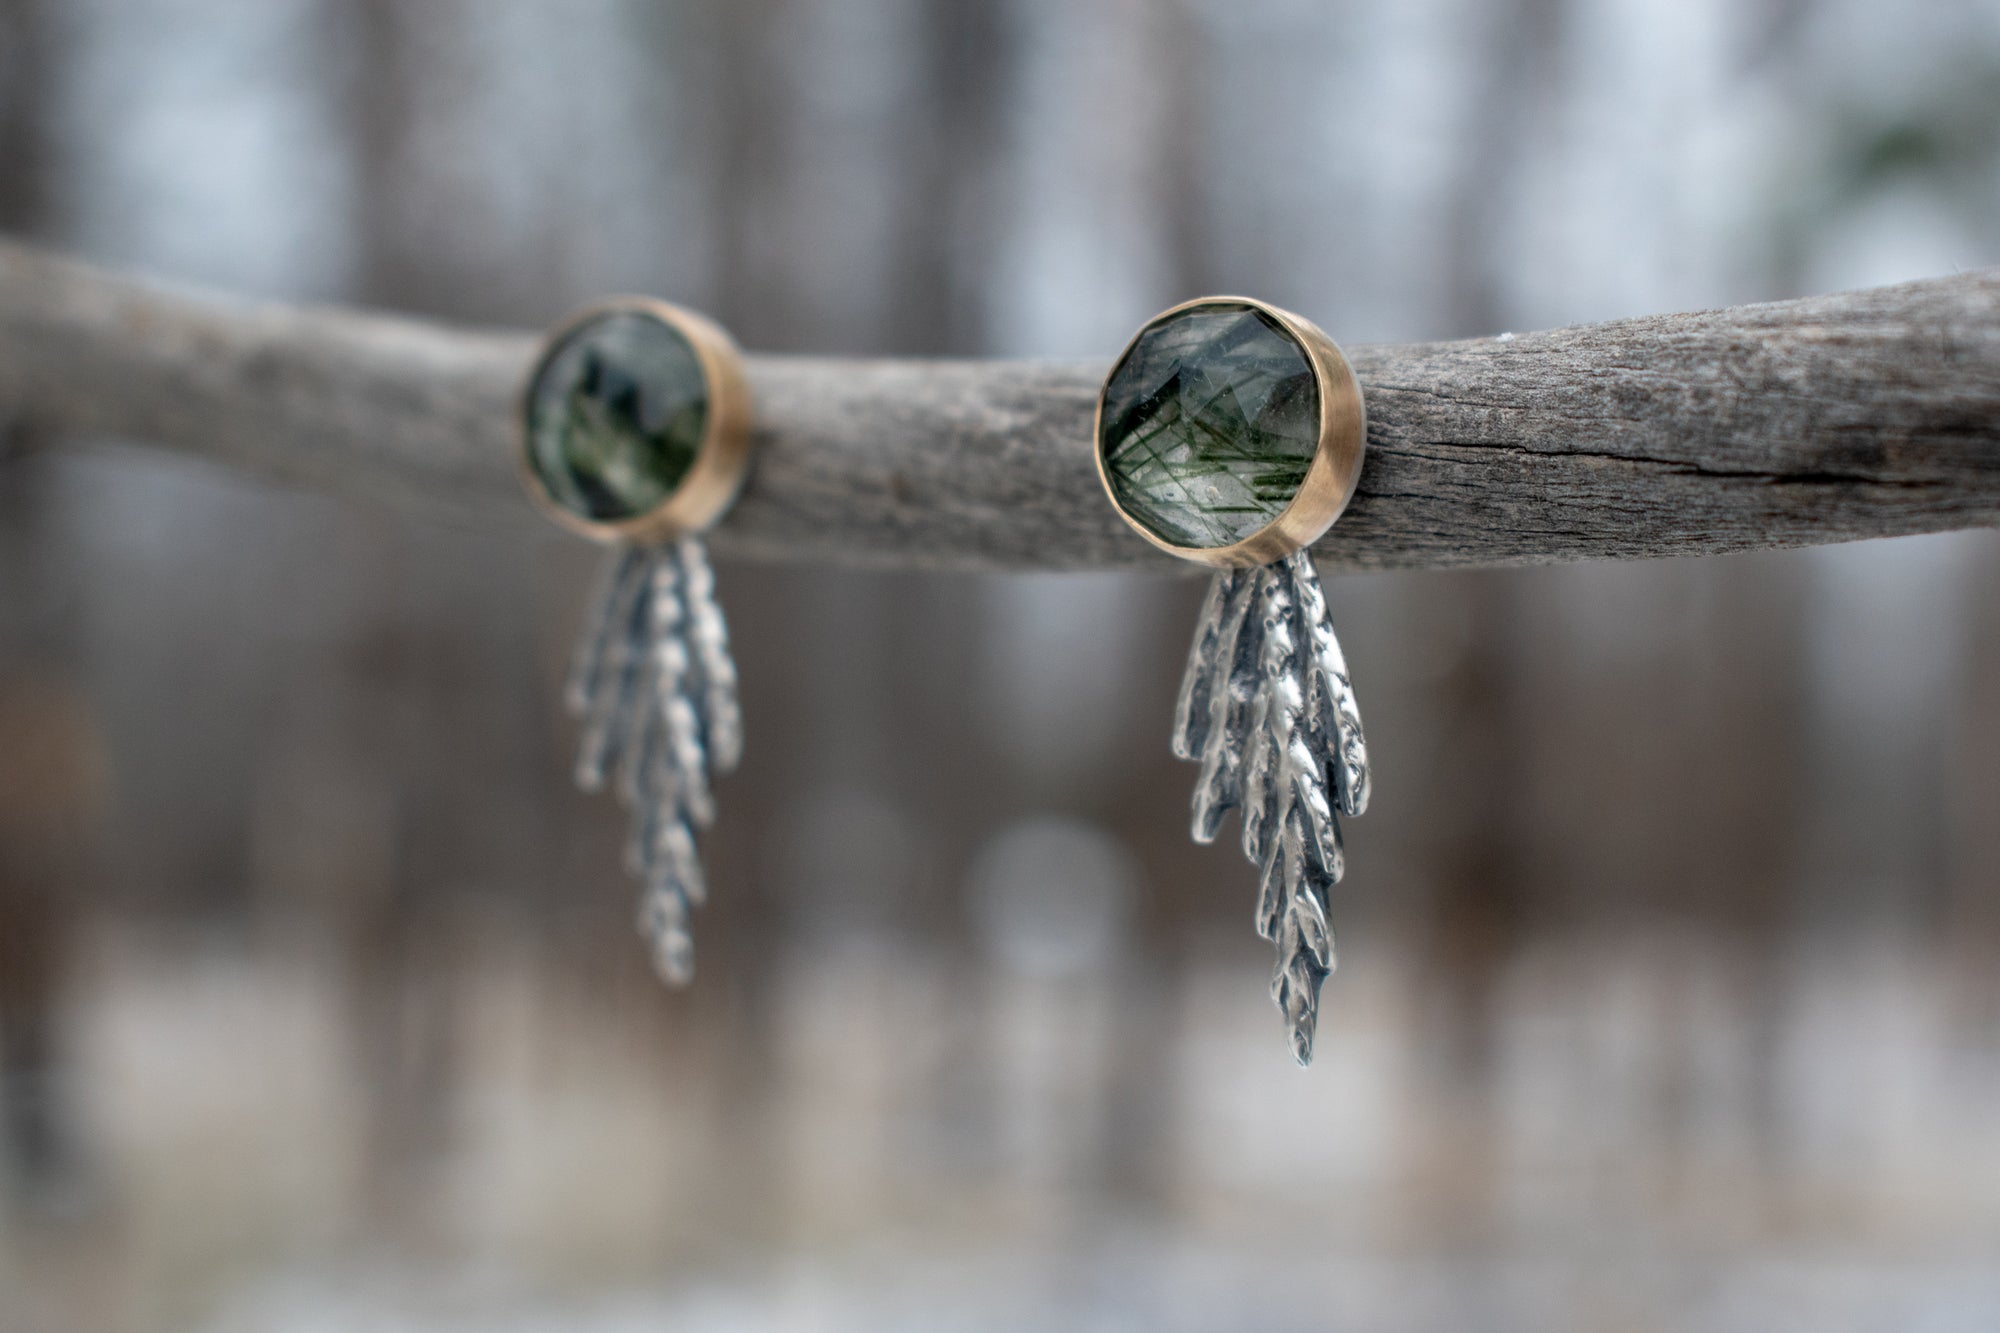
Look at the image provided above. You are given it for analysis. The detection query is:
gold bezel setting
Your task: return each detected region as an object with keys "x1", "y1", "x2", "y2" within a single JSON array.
[
  {"x1": 1094, "y1": 296, "x2": 1366, "y2": 569},
  {"x1": 519, "y1": 296, "x2": 753, "y2": 546}
]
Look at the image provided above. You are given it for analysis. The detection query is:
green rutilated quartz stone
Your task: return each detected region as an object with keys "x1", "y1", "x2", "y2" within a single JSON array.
[
  {"x1": 525, "y1": 310, "x2": 708, "y2": 523},
  {"x1": 1099, "y1": 303, "x2": 1319, "y2": 549}
]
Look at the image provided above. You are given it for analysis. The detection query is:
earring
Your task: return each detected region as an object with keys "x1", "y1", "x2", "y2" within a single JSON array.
[
  {"x1": 1096, "y1": 297, "x2": 1371, "y2": 1065},
  {"x1": 520, "y1": 298, "x2": 752, "y2": 986}
]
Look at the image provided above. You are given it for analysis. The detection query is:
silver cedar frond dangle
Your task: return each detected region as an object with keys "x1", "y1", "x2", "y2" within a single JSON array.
[
  {"x1": 564, "y1": 538, "x2": 742, "y2": 982},
  {"x1": 1174, "y1": 552, "x2": 1369, "y2": 1062},
  {"x1": 1095, "y1": 295, "x2": 1371, "y2": 1063},
  {"x1": 519, "y1": 297, "x2": 754, "y2": 986}
]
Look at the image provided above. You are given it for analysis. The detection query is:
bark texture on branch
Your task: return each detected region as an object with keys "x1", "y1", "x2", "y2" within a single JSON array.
[{"x1": 2, "y1": 241, "x2": 1997, "y2": 573}]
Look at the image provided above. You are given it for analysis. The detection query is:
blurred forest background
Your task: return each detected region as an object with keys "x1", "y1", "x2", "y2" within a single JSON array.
[{"x1": 3, "y1": 2, "x2": 2000, "y2": 1330}]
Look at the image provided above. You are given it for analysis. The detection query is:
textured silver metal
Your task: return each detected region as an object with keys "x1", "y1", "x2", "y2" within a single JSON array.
[
  {"x1": 1174, "y1": 550, "x2": 1369, "y2": 1065},
  {"x1": 566, "y1": 537, "x2": 742, "y2": 986}
]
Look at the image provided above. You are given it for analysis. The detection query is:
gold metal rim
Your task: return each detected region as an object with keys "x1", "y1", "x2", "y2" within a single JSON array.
[
  {"x1": 1093, "y1": 295, "x2": 1367, "y2": 570},
  {"x1": 518, "y1": 295, "x2": 754, "y2": 546}
]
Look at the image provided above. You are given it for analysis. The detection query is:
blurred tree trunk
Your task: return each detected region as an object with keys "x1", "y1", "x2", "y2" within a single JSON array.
[
  {"x1": 1417, "y1": 573, "x2": 1532, "y2": 1158},
  {"x1": 0, "y1": 677, "x2": 103, "y2": 1203},
  {"x1": 0, "y1": 0, "x2": 108, "y2": 1214},
  {"x1": 335, "y1": 0, "x2": 563, "y2": 1234},
  {"x1": 0, "y1": 0, "x2": 48, "y2": 239},
  {"x1": 1415, "y1": 0, "x2": 1566, "y2": 1231},
  {"x1": 1702, "y1": 556, "x2": 1808, "y2": 1183},
  {"x1": 1946, "y1": 541, "x2": 2000, "y2": 1024},
  {"x1": 884, "y1": 0, "x2": 1011, "y2": 355}
]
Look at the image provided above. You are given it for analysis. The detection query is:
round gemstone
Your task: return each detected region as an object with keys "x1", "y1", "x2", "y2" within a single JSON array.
[
  {"x1": 1098, "y1": 302, "x2": 1320, "y2": 550},
  {"x1": 524, "y1": 309, "x2": 709, "y2": 523}
]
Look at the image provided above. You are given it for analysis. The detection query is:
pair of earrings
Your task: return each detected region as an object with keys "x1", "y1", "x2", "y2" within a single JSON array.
[{"x1": 520, "y1": 295, "x2": 1369, "y2": 1064}]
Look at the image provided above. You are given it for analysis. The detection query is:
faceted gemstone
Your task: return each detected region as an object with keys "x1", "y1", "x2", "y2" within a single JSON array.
[
  {"x1": 525, "y1": 310, "x2": 709, "y2": 523},
  {"x1": 1099, "y1": 303, "x2": 1319, "y2": 549}
]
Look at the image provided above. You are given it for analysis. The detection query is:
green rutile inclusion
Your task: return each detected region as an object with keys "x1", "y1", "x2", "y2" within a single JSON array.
[
  {"x1": 1099, "y1": 303, "x2": 1318, "y2": 549},
  {"x1": 525, "y1": 310, "x2": 708, "y2": 523}
]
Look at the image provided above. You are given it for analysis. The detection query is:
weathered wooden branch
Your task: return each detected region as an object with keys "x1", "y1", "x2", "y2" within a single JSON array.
[{"x1": 2, "y1": 240, "x2": 1996, "y2": 572}]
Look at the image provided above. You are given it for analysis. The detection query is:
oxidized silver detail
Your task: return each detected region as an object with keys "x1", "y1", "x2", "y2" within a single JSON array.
[
  {"x1": 1174, "y1": 549, "x2": 1369, "y2": 1065},
  {"x1": 566, "y1": 536, "x2": 741, "y2": 986}
]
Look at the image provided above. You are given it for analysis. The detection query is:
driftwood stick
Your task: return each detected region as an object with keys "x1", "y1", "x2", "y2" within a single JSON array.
[{"x1": 2, "y1": 241, "x2": 1997, "y2": 572}]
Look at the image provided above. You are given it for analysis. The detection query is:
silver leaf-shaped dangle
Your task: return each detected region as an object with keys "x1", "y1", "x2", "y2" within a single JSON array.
[
  {"x1": 520, "y1": 297, "x2": 754, "y2": 985},
  {"x1": 1096, "y1": 295, "x2": 1371, "y2": 1064},
  {"x1": 565, "y1": 537, "x2": 741, "y2": 983},
  {"x1": 1177, "y1": 552, "x2": 1367, "y2": 1063}
]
